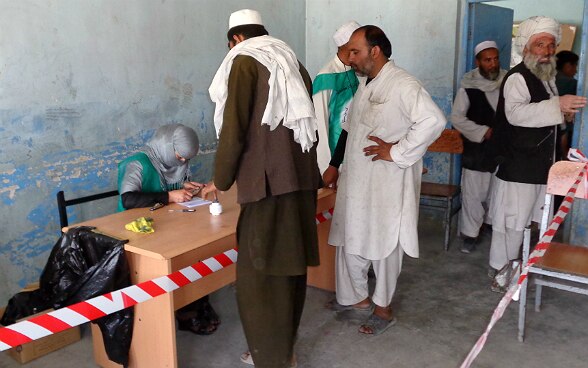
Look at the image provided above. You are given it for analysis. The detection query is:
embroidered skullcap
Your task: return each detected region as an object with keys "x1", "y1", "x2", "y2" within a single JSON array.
[
  {"x1": 474, "y1": 40, "x2": 498, "y2": 56},
  {"x1": 229, "y1": 9, "x2": 263, "y2": 30},
  {"x1": 514, "y1": 16, "x2": 561, "y2": 56},
  {"x1": 333, "y1": 21, "x2": 361, "y2": 47}
]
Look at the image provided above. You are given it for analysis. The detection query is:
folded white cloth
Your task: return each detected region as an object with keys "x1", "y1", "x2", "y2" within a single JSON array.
[{"x1": 209, "y1": 35, "x2": 317, "y2": 152}]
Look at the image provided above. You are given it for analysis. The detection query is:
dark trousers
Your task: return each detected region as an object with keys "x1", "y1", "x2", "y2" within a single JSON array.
[{"x1": 236, "y1": 240, "x2": 307, "y2": 368}]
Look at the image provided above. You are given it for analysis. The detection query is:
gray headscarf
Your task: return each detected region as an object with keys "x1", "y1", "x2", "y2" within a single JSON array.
[{"x1": 144, "y1": 124, "x2": 199, "y2": 189}]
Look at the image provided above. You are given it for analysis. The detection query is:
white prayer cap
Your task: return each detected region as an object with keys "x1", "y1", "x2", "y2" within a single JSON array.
[
  {"x1": 229, "y1": 9, "x2": 263, "y2": 30},
  {"x1": 333, "y1": 21, "x2": 361, "y2": 47},
  {"x1": 474, "y1": 40, "x2": 498, "y2": 57},
  {"x1": 514, "y1": 16, "x2": 561, "y2": 56}
]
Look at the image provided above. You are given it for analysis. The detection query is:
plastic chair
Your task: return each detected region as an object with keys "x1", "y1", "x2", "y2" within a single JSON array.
[{"x1": 518, "y1": 161, "x2": 588, "y2": 342}]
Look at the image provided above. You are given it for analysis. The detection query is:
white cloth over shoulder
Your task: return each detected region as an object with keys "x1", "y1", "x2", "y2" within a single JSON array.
[
  {"x1": 329, "y1": 61, "x2": 446, "y2": 260},
  {"x1": 451, "y1": 68, "x2": 505, "y2": 143},
  {"x1": 209, "y1": 35, "x2": 317, "y2": 152}
]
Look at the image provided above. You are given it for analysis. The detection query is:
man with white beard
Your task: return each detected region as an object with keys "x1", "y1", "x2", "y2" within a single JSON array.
[{"x1": 487, "y1": 16, "x2": 587, "y2": 292}]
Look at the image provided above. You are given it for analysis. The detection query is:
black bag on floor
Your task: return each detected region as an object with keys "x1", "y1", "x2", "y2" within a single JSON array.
[{"x1": 1, "y1": 226, "x2": 133, "y2": 367}]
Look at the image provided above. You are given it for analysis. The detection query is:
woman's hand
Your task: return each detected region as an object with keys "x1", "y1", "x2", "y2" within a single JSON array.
[{"x1": 168, "y1": 189, "x2": 194, "y2": 203}]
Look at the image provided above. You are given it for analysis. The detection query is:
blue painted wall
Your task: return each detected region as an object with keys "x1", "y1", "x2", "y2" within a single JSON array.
[{"x1": 0, "y1": 0, "x2": 306, "y2": 305}]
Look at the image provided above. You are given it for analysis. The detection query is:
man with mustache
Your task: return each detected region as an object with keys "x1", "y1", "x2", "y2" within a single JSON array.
[
  {"x1": 488, "y1": 16, "x2": 587, "y2": 292},
  {"x1": 451, "y1": 41, "x2": 506, "y2": 254},
  {"x1": 328, "y1": 25, "x2": 445, "y2": 335}
]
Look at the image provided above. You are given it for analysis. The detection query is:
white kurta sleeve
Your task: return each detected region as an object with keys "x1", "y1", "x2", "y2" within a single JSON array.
[
  {"x1": 391, "y1": 86, "x2": 447, "y2": 168},
  {"x1": 504, "y1": 73, "x2": 563, "y2": 128},
  {"x1": 450, "y1": 88, "x2": 489, "y2": 143},
  {"x1": 313, "y1": 89, "x2": 333, "y2": 173}
]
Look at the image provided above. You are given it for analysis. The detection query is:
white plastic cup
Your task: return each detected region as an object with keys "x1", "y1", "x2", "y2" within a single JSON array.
[{"x1": 209, "y1": 202, "x2": 223, "y2": 216}]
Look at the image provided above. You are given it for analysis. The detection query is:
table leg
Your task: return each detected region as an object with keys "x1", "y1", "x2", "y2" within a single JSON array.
[{"x1": 92, "y1": 254, "x2": 177, "y2": 368}]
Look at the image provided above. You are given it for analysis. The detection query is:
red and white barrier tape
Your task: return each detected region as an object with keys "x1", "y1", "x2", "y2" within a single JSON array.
[
  {"x1": 0, "y1": 207, "x2": 336, "y2": 351},
  {"x1": 316, "y1": 208, "x2": 334, "y2": 225},
  {"x1": 460, "y1": 160, "x2": 587, "y2": 368},
  {"x1": 0, "y1": 248, "x2": 238, "y2": 351}
]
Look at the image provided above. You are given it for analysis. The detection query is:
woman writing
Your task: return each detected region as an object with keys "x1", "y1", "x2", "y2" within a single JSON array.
[{"x1": 118, "y1": 123, "x2": 220, "y2": 335}]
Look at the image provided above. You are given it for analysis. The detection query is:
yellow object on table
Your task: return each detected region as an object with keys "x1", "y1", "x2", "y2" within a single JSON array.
[{"x1": 125, "y1": 217, "x2": 155, "y2": 233}]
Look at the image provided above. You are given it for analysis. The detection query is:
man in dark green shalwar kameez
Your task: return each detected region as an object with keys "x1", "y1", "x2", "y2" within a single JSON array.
[{"x1": 205, "y1": 8, "x2": 321, "y2": 368}]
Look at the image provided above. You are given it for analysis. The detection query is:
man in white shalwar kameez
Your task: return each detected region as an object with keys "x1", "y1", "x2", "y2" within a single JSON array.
[
  {"x1": 487, "y1": 16, "x2": 586, "y2": 291},
  {"x1": 313, "y1": 21, "x2": 360, "y2": 175},
  {"x1": 328, "y1": 25, "x2": 446, "y2": 335},
  {"x1": 450, "y1": 41, "x2": 506, "y2": 254}
]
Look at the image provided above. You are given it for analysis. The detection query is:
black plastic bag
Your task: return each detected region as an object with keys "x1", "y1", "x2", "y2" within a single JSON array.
[{"x1": 1, "y1": 226, "x2": 133, "y2": 367}]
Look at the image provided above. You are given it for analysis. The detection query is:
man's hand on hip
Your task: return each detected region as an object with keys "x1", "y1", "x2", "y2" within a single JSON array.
[{"x1": 363, "y1": 135, "x2": 396, "y2": 162}]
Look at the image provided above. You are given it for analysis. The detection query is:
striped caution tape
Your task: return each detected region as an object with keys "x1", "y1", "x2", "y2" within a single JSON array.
[
  {"x1": 316, "y1": 208, "x2": 334, "y2": 225},
  {"x1": 0, "y1": 207, "x2": 336, "y2": 351},
  {"x1": 0, "y1": 248, "x2": 238, "y2": 351},
  {"x1": 460, "y1": 162, "x2": 587, "y2": 368}
]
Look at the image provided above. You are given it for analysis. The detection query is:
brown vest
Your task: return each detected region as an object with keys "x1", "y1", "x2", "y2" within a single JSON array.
[{"x1": 234, "y1": 56, "x2": 321, "y2": 204}]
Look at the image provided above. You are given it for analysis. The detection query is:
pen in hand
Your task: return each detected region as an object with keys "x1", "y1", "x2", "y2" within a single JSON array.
[{"x1": 168, "y1": 209, "x2": 196, "y2": 212}]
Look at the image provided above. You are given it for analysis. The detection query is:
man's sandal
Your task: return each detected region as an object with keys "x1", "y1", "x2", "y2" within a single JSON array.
[{"x1": 359, "y1": 314, "x2": 397, "y2": 336}]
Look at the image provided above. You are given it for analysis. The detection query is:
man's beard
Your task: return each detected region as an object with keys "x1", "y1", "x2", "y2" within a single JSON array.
[
  {"x1": 480, "y1": 68, "x2": 500, "y2": 81},
  {"x1": 352, "y1": 59, "x2": 374, "y2": 78},
  {"x1": 524, "y1": 53, "x2": 557, "y2": 81}
]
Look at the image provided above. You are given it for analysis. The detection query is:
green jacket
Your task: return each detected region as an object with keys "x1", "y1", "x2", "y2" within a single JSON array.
[{"x1": 117, "y1": 152, "x2": 162, "y2": 211}]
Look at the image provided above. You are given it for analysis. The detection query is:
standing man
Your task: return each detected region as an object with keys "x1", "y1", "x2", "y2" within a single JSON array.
[
  {"x1": 555, "y1": 50, "x2": 579, "y2": 159},
  {"x1": 450, "y1": 41, "x2": 506, "y2": 254},
  {"x1": 488, "y1": 16, "x2": 586, "y2": 291},
  {"x1": 329, "y1": 25, "x2": 446, "y2": 335},
  {"x1": 206, "y1": 9, "x2": 320, "y2": 368},
  {"x1": 555, "y1": 50, "x2": 579, "y2": 96},
  {"x1": 313, "y1": 21, "x2": 361, "y2": 176}
]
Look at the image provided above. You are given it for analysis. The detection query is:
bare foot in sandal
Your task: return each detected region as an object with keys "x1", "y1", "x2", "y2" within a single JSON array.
[{"x1": 359, "y1": 305, "x2": 397, "y2": 335}]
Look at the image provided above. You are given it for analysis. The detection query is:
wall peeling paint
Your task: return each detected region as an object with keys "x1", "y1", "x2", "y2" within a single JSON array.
[{"x1": 0, "y1": 0, "x2": 306, "y2": 306}]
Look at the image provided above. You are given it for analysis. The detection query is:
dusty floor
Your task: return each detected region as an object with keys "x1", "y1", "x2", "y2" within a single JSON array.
[{"x1": 1, "y1": 214, "x2": 586, "y2": 367}]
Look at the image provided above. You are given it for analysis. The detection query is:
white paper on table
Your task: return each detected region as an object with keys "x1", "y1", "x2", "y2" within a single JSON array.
[{"x1": 180, "y1": 197, "x2": 212, "y2": 208}]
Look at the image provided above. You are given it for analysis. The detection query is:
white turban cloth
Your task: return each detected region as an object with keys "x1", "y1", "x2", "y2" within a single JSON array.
[{"x1": 514, "y1": 16, "x2": 561, "y2": 57}]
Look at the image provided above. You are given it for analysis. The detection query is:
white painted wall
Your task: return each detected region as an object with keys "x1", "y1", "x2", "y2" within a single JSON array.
[
  {"x1": 306, "y1": 0, "x2": 459, "y2": 114},
  {"x1": 306, "y1": 0, "x2": 459, "y2": 186}
]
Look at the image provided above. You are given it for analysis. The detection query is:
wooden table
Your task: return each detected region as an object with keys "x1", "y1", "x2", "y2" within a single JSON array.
[{"x1": 66, "y1": 187, "x2": 336, "y2": 368}]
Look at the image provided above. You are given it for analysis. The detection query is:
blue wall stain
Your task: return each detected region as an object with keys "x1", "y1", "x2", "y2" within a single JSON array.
[
  {"x1": 1, "y1": 105, "x2": 219, "y2": 304},
  {"x1": 32, "y1": 115, "x2": 45, "y2": 132}
]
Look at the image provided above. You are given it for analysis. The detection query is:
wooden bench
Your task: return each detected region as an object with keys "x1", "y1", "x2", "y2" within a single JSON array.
[{"x1": 420, "y1": 129, "x2": 464, "y2": 251}]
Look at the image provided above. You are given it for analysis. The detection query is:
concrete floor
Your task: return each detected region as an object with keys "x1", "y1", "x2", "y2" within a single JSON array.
[{"x1": 1, "y1": 214, "x2": 587, "y2": 368}]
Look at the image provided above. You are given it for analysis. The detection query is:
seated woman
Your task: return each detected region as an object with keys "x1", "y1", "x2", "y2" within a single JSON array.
[{"x1": 117, "y1": 123, "x2": 220, "y2": 335}]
